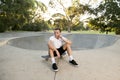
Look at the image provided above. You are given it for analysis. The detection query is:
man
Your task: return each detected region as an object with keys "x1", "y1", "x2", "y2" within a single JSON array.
[{"x1": 48, "y1": 28, "x2": 78, "y2": 71}]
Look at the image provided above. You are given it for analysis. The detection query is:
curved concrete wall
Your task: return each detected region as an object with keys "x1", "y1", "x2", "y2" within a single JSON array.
[{"x1": 8, "y1": 34, "x2": 118, "y2": 51}]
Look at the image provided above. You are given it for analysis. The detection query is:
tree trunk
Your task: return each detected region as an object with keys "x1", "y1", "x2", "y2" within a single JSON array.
[{"x1": 67, "y1": 26, "x2": 71, "y2": 33}]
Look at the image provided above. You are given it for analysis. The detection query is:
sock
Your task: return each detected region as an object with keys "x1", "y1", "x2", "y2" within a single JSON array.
[
  {"x1": 51, "y1": 58, "x2": 56, "y2": 64},
  {"x1": 69, "y1": 55, "x2": 73, "y2": 61}
]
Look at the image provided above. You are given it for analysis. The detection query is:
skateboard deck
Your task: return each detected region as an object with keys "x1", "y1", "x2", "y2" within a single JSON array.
[{"x1": 41, "y1": 52, "x2": 67, "y2": 61}]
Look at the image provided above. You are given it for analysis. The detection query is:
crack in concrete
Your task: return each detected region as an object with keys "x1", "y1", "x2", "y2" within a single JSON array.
[
  {"x1": 53, "y1": 59, "x2": 59, "y2": 80},
  {"x1": 54, "y1": 72, "x2": 57, "y2": 80}
]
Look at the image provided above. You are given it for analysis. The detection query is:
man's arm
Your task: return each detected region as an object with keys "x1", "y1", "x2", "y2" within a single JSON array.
[
  {"x1": 48, "y1": 40, "x2": 60, "y2": 57},
  {"x1": 60, "y1": 36, "x2": 72, "y2": 45},
  {"x1": 48, "y1": 40, "x2": 57, "y2": 51}
]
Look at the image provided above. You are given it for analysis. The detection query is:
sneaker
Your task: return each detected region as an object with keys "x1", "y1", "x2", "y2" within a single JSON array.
[
  {"x1": 52, "y1": 63, "x2": 58, "y2": 71},
  {"x1": 69, "y1": 60, "x2": 78, "y2": 65}
]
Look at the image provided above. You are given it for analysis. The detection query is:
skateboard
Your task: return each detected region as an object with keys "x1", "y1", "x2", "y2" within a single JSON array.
[{"x1": 41, "y1": 52, "x2": 67, "y2": 61}]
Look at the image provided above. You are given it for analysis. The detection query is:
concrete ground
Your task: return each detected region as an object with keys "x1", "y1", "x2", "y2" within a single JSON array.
[{"x1": 0, "y1": 32, "x2": 120, "y2": 80}]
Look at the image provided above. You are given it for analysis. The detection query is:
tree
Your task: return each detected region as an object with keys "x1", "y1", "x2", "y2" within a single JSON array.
[
  {"x1": 53, "y1": 18, "x2": 68, "y2": 30},
  {"x1": 0, "y1": 0, "x2": 35, "y2": 32},
  {"x1": 30, "y1": 1, "x2": 47, "y2": 23},
  {"x1": 0, "y1": 0, "x2": 47, "y2": 32},
  {"x1": 49, "y1": 0, "x2": 89, "y2": 32},
  {"x1": 88, "y1": 0, "x2": 120, "y2": 34}
]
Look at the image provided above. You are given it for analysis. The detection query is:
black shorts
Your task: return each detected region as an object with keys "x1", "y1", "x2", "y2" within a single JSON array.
[{"x1": 53, "y1": 46, "x2": 66, "y2": 57}]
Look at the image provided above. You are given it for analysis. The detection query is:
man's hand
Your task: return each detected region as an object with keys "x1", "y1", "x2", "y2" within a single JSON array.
[
  {"x1": 55, "y1": 50, "x2": 60, "y2": 58},
  {"x1": 60, "y1": 35, "x2": 72, "y2": 45},
  {"x1": 59, "y1": 35, "x2": 63, "y2": 39}
]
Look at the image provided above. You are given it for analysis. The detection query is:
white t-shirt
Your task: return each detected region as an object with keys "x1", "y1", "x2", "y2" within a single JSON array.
[{"x1": 49, "y1": 36, "x2": 67, "y2": 48}]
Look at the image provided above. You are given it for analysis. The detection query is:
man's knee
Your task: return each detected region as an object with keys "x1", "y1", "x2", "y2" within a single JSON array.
[
  {"x1": 49, "y1": 48, "x2": 52, "y2": 52},
  {"x1": 66, "y1": 43, "x2": 71, "y2": 47},
  {"x1": 48, "y1": 44, "x2": 51, "y2": 49},
  {"x1": 63, "y1": 43, "x2": 71, "y2": 50}
]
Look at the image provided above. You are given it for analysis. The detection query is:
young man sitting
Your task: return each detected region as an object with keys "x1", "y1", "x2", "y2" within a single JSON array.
[{"x1": 48, "y1": 28, "x2": 78, "y2": 71}]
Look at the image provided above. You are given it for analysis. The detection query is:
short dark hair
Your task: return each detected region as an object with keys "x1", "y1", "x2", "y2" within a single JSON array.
[{"x1": 54, "y1": 27, "x2": 61, "y2": 32}]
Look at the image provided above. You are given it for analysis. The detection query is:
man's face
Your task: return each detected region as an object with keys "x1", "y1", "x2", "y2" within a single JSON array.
[{"x1": 54, "y1": 30, "x2": 61, "y2": 38}]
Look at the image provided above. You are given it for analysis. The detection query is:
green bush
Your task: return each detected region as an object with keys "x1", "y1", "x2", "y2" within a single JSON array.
[
  {"x1": 71, "y1": 23, "x2": 85, "y2": 31},
  {"x1": 0, "y1": 15, "x2": 9, "y2": 32},
  {"x1": 115, "y1": 28, "x2": 120, "y2": 35},
  {"x1": 22, "y1": 21, "x2": 49, "y2": 31},
  {"x1": 0, "y1": 21, "x2": 8, "y2": 32}
]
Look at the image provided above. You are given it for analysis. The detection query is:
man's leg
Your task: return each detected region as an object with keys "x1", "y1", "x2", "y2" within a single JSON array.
[
  {"x1": 63, "y1": 43, "x2": 73, "y2": 60},
  {"x1": 63, "y1": 43, "x2": 78, "y2": 65},
  {"x1": 48, "y1": 44, "x2": 58, "y2": 71},
  {"x1": 48, "y1": 49, "x2": 55, "y2": 63}
]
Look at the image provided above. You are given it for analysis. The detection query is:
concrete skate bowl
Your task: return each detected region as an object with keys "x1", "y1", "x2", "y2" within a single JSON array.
[{"x1": 8, "y1": 34, "x2": 119, "y2": 51}]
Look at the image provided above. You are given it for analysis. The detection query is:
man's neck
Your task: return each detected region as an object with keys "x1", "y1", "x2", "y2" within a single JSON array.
[{"x1": 54, "y1": 36, "x2": 60, "y2": 39}]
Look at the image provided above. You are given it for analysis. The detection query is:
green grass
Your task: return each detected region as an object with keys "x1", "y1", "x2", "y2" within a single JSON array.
[
  {"x1": 61, "y1": 30, "x2": 115, "y2": 35},
  {"x1": 4, "y1": 30, "x2": 115, "y2": 35}
]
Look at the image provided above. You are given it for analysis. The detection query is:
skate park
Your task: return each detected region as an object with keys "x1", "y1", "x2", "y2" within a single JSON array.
[{"x1": 0, "y1": 32, "x2": 120, "y2": 80}]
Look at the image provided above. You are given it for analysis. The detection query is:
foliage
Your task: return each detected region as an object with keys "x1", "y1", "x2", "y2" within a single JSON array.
[
  {"x1": 22, "y1": 20, "x2": 49, "y2": 31},
  {"x1": 48, "y1": 0, "x2": 89, "y2": 32},
  {"x1": 0, "y1": 0, "x2": 47, "y2": 32},
  {"x1": 0, "y1": 0, "x2": 35, "y2": 32},
  {"x1": 88, "y1": 0, "x2": 120, "y2": 34},
  {"x1": 71, "y1": 22, "x2": 85, "y2": 31},
  {"x1": 53, "y1": 18, "x2": 68, "y2": 30}
]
